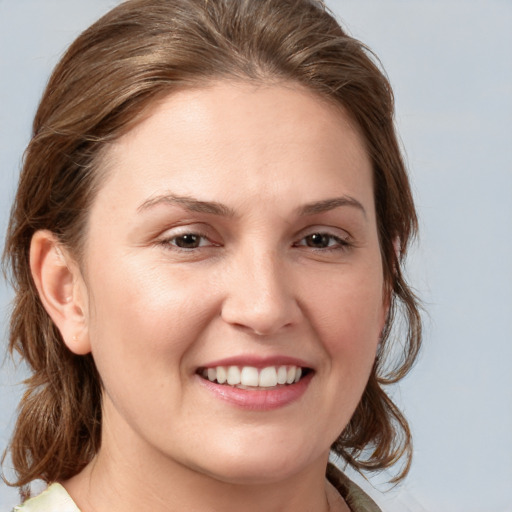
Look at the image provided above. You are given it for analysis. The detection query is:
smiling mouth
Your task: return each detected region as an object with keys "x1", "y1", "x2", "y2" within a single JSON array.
[{"x1": 197, "y1": 365, "x2": 311, "y2": 389}]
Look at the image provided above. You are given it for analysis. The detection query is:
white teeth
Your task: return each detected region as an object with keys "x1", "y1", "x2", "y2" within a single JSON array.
[
  {"x1": 240, "y1": 366, "x2": 259, "y2": 387},
  {"x1": 277, "y1": 366, "x2": 288, "y2": 385},
  {"x1": 227, "y1": 366, "x2": 241, "y2": 385},
  {"x1": 202, "y1": 365, "x2": 305, "y2": 388},
  {"x1": 216, "y1": 366, "x2": 227, "y2": 384},
  {"x1": 259, "y1": 367, "x2": 278, "y2": 387}
]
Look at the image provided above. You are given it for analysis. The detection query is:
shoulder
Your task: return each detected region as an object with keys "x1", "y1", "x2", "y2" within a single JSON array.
[
  {"x1": 12, "y1": 484, "x2": 81, "y2": 512},
  {"x1": 327, "y1": 463, "x2": 382, "y2": 512}
]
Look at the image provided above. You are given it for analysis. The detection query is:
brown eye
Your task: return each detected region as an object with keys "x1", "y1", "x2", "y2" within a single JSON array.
[
  {"x1": 304, "y1": 233, "x2": 332, "y2": 248},
  {"x1": 173, "y1": 234, "x2": 202, "y2": 248},
  {"x1": 159, "y1": 227, "x2": 220, "y2": 252},
  {"x1": 295, "y1": 231, "x2": 349, "y2": 251}
]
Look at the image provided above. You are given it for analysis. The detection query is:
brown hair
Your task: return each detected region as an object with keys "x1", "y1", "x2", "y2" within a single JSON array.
[{"x1": 2, "y1": 0, "x2": 421, "y2": 489}]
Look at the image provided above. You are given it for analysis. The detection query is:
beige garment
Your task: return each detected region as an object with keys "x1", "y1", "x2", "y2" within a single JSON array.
[
  {"x1": 12, "y1": 483, "x2": 79, "y2": 512},
  {"x1": 13, "y1": 464, "x2": 382, "y2": 512}
]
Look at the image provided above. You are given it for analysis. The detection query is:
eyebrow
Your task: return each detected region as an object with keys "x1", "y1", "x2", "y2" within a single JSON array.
[
  {"x1": 137, "y1": 193, "x2": 236, "y2": 217},
  {"x1": 297, "y1": 196, "x2": 367, "y2": 218},
  {"x1": 138, "y1": 192, "x2": 366, "y2": 219}
]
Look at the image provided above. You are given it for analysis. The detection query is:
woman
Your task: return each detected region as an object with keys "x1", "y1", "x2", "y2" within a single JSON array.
[{"x1": 2, "y1": 0, "x2": 421, "y2": 510}]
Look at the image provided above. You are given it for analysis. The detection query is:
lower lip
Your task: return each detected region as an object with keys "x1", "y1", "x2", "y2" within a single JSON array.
[{"x1": 197, "y1": 372, "x2": 313, "y2": 411}]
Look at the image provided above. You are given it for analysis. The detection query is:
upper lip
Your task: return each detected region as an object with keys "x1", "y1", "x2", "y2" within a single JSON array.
[{"x1": 197, "y1": 355, "x2": 313, "y2": 370}]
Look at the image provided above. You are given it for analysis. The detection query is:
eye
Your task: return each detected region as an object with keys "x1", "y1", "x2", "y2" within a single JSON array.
[
  {"x1": 159, "y1": 230, "x2": 218, "y2": 250},
  {"x1": 295, "y1": 232, "x2": 349, "y2": 250},
  {"x1": 172, "y1": 233, "x2": 206, "y2": 249}
]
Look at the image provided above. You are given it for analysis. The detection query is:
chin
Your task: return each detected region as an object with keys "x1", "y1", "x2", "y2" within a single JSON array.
[{"x1": 187, "y1": 440, "x2": 327, "y2": 486}]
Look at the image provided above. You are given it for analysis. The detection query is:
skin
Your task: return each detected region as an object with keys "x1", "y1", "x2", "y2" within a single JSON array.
[{"x1": 31, "y1": 81, "x2": 387, "y2": 512}]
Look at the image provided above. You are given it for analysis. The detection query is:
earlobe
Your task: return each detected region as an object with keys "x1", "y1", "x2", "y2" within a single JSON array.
[{"x1": 30, "y1": 230, "x2": 91, "y2": 355}]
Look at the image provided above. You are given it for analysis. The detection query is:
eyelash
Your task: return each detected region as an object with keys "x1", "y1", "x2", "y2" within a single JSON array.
[
  {"x1": 159, "y1": 231, "x2": 216, "y2": 251},
  {"x1": 158, "y1": 230, "x2": 350, "y2": 253},
  {"x1": 293, "y1": 232, "x2": 350, "y2": 252}
]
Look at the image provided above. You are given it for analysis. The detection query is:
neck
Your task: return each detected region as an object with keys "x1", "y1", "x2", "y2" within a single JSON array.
[
  {"x1": 65, "y1": 455, "x2": 335, "y2": 512},
  {"x1": 62, "y1": 418, "x2": 344, "y2": 512}
]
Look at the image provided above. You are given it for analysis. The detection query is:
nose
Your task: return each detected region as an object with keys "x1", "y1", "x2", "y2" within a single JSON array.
[{"x1": 220, "y1": 247, "x2": 302, "y2": 336}]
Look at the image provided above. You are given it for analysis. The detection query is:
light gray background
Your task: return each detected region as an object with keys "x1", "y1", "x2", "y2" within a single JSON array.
[{"x1": 1, "y1": 1, "x2": 511, "y2": 511}]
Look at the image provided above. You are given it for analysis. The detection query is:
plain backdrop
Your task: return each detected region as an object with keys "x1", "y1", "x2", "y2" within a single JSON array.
[{"x1": 1, "y1": 1, "x2": 511, "y2": 511}]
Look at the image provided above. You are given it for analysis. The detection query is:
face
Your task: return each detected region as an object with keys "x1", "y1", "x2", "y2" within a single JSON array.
[{"x1": 77, "y1": 82, "x2": 387, "y2": 484}]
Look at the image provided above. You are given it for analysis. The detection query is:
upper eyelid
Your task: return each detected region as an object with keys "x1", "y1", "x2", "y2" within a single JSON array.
[
  {"x1": 156, "y1": 225, "x2": 218, "y2": 246},
  {"x1": 158, "y1": 223, "x2": 215, "y2": 238},
  {"x1": 295, "y1": 225, "x2": 351, "y2": 240}
]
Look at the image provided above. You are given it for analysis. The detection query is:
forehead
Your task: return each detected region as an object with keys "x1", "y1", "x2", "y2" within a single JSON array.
[{"x1": 94, "y1": 81, "x2": 374, "y2": 217}]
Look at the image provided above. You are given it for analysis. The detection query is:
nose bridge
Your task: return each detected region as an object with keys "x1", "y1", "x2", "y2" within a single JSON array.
[{"x1": 221, "y1": 242, "x2": 299, "y2": 335}]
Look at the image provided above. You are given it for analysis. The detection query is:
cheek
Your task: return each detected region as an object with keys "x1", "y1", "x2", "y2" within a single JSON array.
[
  {"x1": 83, "y1": 262, "x2": 222, "y2": 430},
  {"x1": 84, "y1": 257, "x2": 218, "y2": 380},
  {"x1": 304, "y1": 268, "x2": 384, "y2": 367}
]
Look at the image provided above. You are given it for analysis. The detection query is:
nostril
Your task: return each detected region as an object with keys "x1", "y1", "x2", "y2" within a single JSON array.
[{"x1": 221, "y1": 303, "x2": 299, "y2": 337}]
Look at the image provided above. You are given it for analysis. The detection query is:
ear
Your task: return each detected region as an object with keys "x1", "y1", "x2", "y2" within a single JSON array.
[{"x1": 30, "y1": 230, "x2": 91, "y2": 355}]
